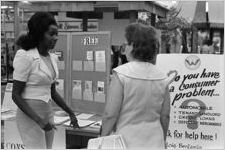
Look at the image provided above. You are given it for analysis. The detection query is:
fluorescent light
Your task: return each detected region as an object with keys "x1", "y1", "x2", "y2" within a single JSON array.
[
  {"x1": 1, "y1": 6, "x2": 13, "y2": 9},
  {"x1": 21, "y1": 1, "x2": 30, "y2": 4},
  {"x1": 206, "y1": 2, "x2": 209, "y2": 12}
]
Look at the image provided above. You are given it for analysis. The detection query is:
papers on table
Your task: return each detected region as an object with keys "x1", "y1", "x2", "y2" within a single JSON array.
[
  {"x1": 89, "y1": 120, "x2": 102, "y2": 129},
  {"x1": 54, "y1": 110, "x2": 68, "y2": 116},
  {"x1": 54, "y1": 116, "x2": 70, "y2": 125},
  {"x1": 54, "y1": 111, "x2": 80, "y2": 116},
  {"x1": 87, "y1": 135, "x2": 126, "y2": 149},
  {"x1": 1, "y1": 107, "x2": 16, "y2": 120},
  {"x1": 64, "y1": 119, "x2": 95, "y2": 127},
  {"x1": 1, "y1": 107, "x2": 11, "y2": 113},
  {"x1": 76, "y1": 113, "x2": 94, "y2": 120},
  {"x1": 53, "y1": 112, "x2": 97, "y2": 127},
  {"x1": 1, "y1": 110, "x2": 16, "y2": 120}
]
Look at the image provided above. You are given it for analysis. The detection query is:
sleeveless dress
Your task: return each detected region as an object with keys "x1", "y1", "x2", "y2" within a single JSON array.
[{"x1": 112, "y1": 61, "x2": 169, "y2": 148}]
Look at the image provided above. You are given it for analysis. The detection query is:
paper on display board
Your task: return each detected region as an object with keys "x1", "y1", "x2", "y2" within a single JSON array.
[
  {"x1": 95, "y1": 51, "x2": 106, "y2": 72},
  {"x1": 72, "y1": 80, "x2": 82, "y2": 99},
  {"x1": 95, "y1": 62, "x2": 106, "y2": 72},
  {"x1": 97, "y1": 81, "x2": 104, "y2": 93},
  {"x1": 84, "y1": 81, "x2": 93, "y2": 92},
  {"x1": 87, "y1": 51, "x2": 94, "y2": 61},
  {"x1": 157, "y1": 54, "x2": 224, "y2": 149},
  {"x1": 73, "y1": 80, "x2": 82, "y2": 90},
  {"x1": 73, "y1": 60, "x2": 83, "y2": 71},
  {"x1": 96, "y1": 81, "x2": 105, "y2": 102},
  {"x1": 83, "y1": 91, "x2": 94, "y2": 101},
  {"x1": 84, "y1": 61, "x2": 94, "y2": 71},
  {"x1": 95, "y1": 51, "x2": 105, "y2": 63}
]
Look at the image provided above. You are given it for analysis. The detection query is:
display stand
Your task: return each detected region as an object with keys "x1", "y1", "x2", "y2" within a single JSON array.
[
  {"x1": 51, "y1": 32, "x2": 71, "y2": 107},
  {"x1": 52, "y1": 32, "x2": 111, "y2": 115},
  {"x1": 70, "y1": 32, "x2": 111, "y2": 115}
]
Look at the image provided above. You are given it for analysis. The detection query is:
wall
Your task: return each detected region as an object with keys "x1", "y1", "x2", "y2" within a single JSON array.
[{"x1": 99, "y1": 12, "x2": 130, "y2": 46}]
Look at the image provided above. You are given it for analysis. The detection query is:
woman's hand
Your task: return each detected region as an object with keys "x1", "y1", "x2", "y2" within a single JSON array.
[
  {"x1": 69, "y1": 114, "x2": 80, "y2": 128},
  {"x1": 38, "y1": 120, "x2": 57, "y2": 131},
  {"x1": 43, "y1": 123, "x2": 57, "y2": 131}
]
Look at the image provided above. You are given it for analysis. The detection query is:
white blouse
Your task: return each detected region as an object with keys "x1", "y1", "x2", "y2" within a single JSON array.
[{"x1": 13, "y1": 48, "x2": 59, "y2": 103}]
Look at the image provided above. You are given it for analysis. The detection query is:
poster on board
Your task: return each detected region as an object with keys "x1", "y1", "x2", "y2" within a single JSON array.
[{"x1": 157, "y1": 54, "x2": 224, "y2": 149}]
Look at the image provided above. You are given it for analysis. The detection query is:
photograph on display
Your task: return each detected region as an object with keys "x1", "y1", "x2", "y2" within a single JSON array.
[
  {"x1": 73, "y1": 80, "x2": 82, "y2": 90},
  {"x1": 84, "y1": 80, "x2": 93, "y2": 92},
  {"x1": 97, "y1": 81, "x2": 105, "y2": 93},
  {"x1": 72, "y1": 80, "x2": 82, "y2": 99}
]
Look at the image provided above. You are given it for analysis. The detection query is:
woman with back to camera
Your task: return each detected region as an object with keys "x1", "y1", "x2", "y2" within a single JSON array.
[
  {"x1": 101, "y1": 23, "x2": 171, "y2": 148},
  {"x1": 12, "y1": 12, "x2": 79, "y2": 149}
]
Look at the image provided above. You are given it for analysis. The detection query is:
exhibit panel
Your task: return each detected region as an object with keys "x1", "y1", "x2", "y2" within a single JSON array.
[
  {"x1": 51, "y1": 33, "x2": 70, "y2": 106},
  {"x1": 69, "y1": 32, "x2": 111, "y2": 114},
  {"x1": 157, "y1": 54, "x2": 224, "y2": 149}
]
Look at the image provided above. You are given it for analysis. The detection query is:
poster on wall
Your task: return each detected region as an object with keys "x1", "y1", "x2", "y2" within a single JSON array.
[{"x1": 157, "y1": 54, "x2": 224, "y2": 149}]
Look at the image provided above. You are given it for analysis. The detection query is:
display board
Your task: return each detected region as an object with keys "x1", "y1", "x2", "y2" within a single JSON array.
[
  {"x1": 51, "y1": 33, "x2": 70, "y2": 105},
  {"x1": 157, "y1": 54, "x2": 224, "y2": 149},
  {"x1": 69, "y1": 32, "x2": 111, "y2": 115}
]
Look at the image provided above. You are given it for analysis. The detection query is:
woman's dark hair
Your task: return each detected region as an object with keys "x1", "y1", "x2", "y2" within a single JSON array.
[
  {"x1": 125, "y1": 23, "x2": 159, "y2": 62},
  {"x1": 16, "y1": 12, "x2": 57, "y2": 50}
]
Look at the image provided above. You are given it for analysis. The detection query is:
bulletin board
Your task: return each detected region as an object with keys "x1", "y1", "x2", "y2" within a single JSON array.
[
  {"x1": 51, "y1": 32, "x2": 70, "y2": 106},
  {"x1": 69, "y1": 32, "x2": 111, "y2": 115}
]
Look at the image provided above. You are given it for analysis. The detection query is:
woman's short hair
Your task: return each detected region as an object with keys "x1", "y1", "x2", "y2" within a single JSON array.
[
  {"x1": 125, "y1": 23, "x2": 159, "y2": 62},
  {"x1": 16, "y1": 12, "x2": 57, "y2": 50}
]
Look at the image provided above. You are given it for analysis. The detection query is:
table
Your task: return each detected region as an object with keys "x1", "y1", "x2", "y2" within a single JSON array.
[
  {"x1": 65, "y1": 114, "x2": 101, "y2": 149},
  {"x1": 66, "y1": 126, "x2": 100, "y2": 149}
]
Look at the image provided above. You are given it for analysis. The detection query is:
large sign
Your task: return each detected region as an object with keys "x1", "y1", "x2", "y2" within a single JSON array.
[
  {"x1": 157, "y1": 54, "x2": 224, "y2": 149},
  {"x1": 58, "y1": 21, "x2": 98, "y2": 32}
]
